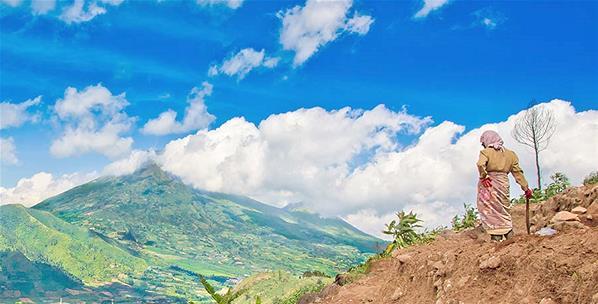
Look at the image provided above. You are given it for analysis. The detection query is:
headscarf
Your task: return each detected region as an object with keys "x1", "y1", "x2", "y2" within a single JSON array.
[{"x1": 480, "y1": 130, "x2": 504, "y2": 150}]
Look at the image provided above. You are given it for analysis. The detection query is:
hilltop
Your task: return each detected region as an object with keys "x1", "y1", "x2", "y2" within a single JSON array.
[{"x1": 300, "y1": 184, "x2": 598, "y2": 304}]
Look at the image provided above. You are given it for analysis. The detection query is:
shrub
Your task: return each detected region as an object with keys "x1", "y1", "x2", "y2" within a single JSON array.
[
  {"x1": 583, "y1": 171, "x2": 598, "y2": 185},
  {"x1": 382, "y1": 211, "x2": 422, "y2": 255},
  {"x1": 511, "y1": 172, "x2": 571, "y2": 205},
  {"x1": 452, "y1": 204, "x2": 478, "y2": 231}
]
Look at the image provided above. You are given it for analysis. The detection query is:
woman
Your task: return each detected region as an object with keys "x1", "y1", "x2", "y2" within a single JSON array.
[{"x1": 476, "y1": 130, "x2": 533, "y2": 241}]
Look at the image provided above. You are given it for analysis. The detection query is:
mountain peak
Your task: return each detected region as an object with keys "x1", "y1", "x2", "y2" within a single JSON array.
[{"x1": 132, "y1": 161, "x2": 172, "y2": 180}]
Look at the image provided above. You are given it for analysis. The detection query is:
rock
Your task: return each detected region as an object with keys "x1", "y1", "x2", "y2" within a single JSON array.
[
  {"x1": 550, "y1": 220, "x2": 587, "y2": 231},
  {"x1": 396, "y1": 254, "x2": 412, "y2": 264},
  {"x1": 592, "y1": 292, "x2": 598, "y2": 304},
  {"x1": 588, "y1": 201, "x2": 598, "y2": 215},
  {"x1": 539, "y1": 298, "x2": 557, "y2": 304},
  {"x1": 391, "y1": 287, "x2": 404, "y2": 300},
  {"x1": 550, "y1": 211, "x2": 580, "y2": 223},
  {"x1": 586, "y1": 214, "x2": 593, "y2": 221},
  {"x1": 571, "y1": 206, "x2": 587, "y2": 214},
  {"x1": 334, "y1": 274, "x2": 351, "y2": 286},
  {"x1": 479, "y1": 256, "x2": 501, "y2": 270}
]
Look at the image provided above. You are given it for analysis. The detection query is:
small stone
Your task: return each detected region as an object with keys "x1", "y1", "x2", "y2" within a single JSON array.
[
  {"x1": 586, "y1": 214, "x2": 593, "y2": 221},
  {"x1": 550, "y1": 211, "x2": 580, "y2": 223},
  {"x1": 479, "y1": 256, "x2": 501, "y2": 270},
  {"x1": 539, "y1": 298, "x2": 556, "y2": 304},
  {"x1": 396, "y1": 254, "x2": 412, "y2": 264},
  {"x1": 571, "y1": 206, "x2": 587, "y2": 214},
  {"x1": 391, "y1": 287, "x2": 404, "y2": 300}
]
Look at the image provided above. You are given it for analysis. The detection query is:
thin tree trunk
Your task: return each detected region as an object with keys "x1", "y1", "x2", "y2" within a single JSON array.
[{"x1": 534, "y1": 149, "x2": 542, "y2": 190}]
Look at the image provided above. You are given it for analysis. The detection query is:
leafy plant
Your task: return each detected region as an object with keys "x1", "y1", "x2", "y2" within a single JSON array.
[
  {"x1": 451, "y1": 204, "x2": 478, "y2": 231},
  {"x1": 583, "y1": 171, "x2": 598, "y2": 185},
  {"x1": 382, "y1": 211, "x2": 422, "y2": 255},
  {"x1": 199, "y1": 276, "x2": 244, "y2": 304},
  {"x1": 511, "y1": 172, "x2": 571, "y2": 205}
]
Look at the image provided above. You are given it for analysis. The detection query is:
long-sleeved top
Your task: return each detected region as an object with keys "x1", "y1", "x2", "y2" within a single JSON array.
[{"x1": 476, "y1": 147, "x2": 529, "y2": 191}]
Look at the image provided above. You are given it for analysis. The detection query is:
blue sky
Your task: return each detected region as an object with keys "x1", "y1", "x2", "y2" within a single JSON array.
[{"x1": 1, "y1": 0, "x2": 597, "y2": 189}]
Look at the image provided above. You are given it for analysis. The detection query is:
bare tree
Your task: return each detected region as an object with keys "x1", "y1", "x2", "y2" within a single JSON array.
[{"x1": 512, "y1": 104, "x2": 557, "y2": 190}]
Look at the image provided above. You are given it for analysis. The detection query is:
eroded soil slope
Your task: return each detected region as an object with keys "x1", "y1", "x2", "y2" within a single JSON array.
[{"x1": 303, "y1": 184, "x2": 598, "y2": 304}]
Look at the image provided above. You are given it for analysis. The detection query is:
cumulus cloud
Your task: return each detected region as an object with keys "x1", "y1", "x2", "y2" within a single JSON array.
[
  {"x1": 196, "y1": 0, "x2": 243, "y2": 9},
  {"x1": 0, "y1": 96, "x2": 41, "y2": 130},
  {"x1": 50, "y1": 84, "x2": 135, "y2": 158},
  {"x1": 209, "y1": 48, "x2": 280, "y2": 80},
  {"x1": 156, "y1": 105, "x2": 431, "y2": 205},
  {"x1": 278, "y1": 0, "x2": 374, "y2": 66},
  {"x1": 102, "y1": 149, "x2": 158, "y2": 176},
  {"x1": 414, "y1": 0, "x2": 450, "y2": 19},
  {"x1": 0, "y1": 137, "x2": 19, "y2": 165},
  {"x1": 141, "y1": 82, "x2": 215, "y2": 136},
  {"x1": 0, "y1": 171, "x2": 98, "y2": 207},
  {"x1": 59, "y1": 0, "x2": 122, "y2": 24}
]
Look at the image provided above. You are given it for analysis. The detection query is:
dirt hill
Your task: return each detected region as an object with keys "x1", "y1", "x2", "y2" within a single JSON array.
[{"x1": 300, "y1": 184, "x2": 598, "y2": 304}]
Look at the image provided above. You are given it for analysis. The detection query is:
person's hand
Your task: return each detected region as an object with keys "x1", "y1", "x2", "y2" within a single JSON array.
[
  {"x1": 481, "y1": 177, "x2": 492, "y2": 188},
  {"x1": 525, "y1": 188, "x2": 533, "y2": 199}
]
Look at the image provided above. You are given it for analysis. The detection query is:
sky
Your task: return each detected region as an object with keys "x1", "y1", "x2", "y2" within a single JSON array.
[{"x1": 1, "y1": 0, "x2": 597, "y2": 237}]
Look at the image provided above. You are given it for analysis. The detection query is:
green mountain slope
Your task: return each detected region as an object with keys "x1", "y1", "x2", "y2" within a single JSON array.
[
  {"x1": 0, "y1": 204, "x2": 147, "y2": 286},
  {"x1": 30, "y1": 164, "x2": 382, "y2": 298}
]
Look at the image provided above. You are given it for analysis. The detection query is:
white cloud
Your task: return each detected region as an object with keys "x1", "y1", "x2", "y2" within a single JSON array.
[
  {"x1": 209, "y1": 48, "x2": 280, "y2": 80},
  {"x1": 278, "y1": 0, "x2": 374, "y2": 66},
  {"x1": 141, "y1": 82, "x2": 215, "y2": 136},
  {"x1": 156, "y1": 104, "x2": 431, "y2": 206},
  {"x1": 196, "y1": 0, "x2": 243, "y2": 9},
  {"x1": 102, "y1": 149, "x2": 157, "y2": 176},
  {"x1": 50, "y1": 84, "x2": 135, "y2": 158},
  {"x1": 345, "y1": 13, "x2": 374, "y2": 35},
  {"x1": 147, "y1": 99, "x2": 596, "y2": 238},
  {"x1": 59, "y1": 0, "x2": 122, "y2": 24},
  {"x1": 31, "y1": 0, "x2": 56, "y2": 14},
  {"x1": 0, "y1": 96, "x2": 41, "y2": 130},
  {"x1": 414, "y1": 0, "x2": 450, "y2": 19},
  {"x1": 0, "y1": 171, "x2": 98, "y2": 207},
  {"x1": 0, "y1": 137, "x2": 18, "y2": 165}
]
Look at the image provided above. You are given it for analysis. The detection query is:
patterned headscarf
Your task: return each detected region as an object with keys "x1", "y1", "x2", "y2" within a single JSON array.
[{"x1": 480, "y1": 130, "x2": 504, "y2": 150}]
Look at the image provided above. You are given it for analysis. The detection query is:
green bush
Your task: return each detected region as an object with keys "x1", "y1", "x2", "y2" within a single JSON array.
[
  {"x1": 271, "y1": 280, "x2": 327, "y2": 304},
  {"x1": 511, "y1": 172, "x2": 571, "y2": 205},
  {"x1": 382, "y1": 211, "x2": 422, "y2": 255},
  {"x1": 451, "y1": 204, "x2": 478, "y2": 232},
  {"x1": 583, "y1": 171, "x2": 598, "y2": 185}
]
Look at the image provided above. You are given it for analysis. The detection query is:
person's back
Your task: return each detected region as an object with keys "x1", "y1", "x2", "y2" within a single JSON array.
[{"x1": 477, "y1": 147, "x2": 528, "y2": 191}]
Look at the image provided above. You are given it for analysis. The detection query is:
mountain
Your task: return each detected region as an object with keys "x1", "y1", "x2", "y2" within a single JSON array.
[{"x1": 29, "y1": 163, "x2": 382, "y2": 301}]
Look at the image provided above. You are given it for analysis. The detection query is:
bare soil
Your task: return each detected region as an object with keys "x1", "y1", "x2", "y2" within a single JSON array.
[{"x1": 302, "y1": 184, "x2": 598, "y2": 304}]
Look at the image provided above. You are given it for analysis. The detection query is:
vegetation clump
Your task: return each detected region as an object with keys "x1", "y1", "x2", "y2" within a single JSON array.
[
  {"x1": 583, "y1": 171, "x2": 598, "y2": 185},
  {"x1": 451, "y1": 204, "x2": 478, "y2": 232},
  {"x1": 511, "y1": 172, "x2": 571, "y2": 205}
]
